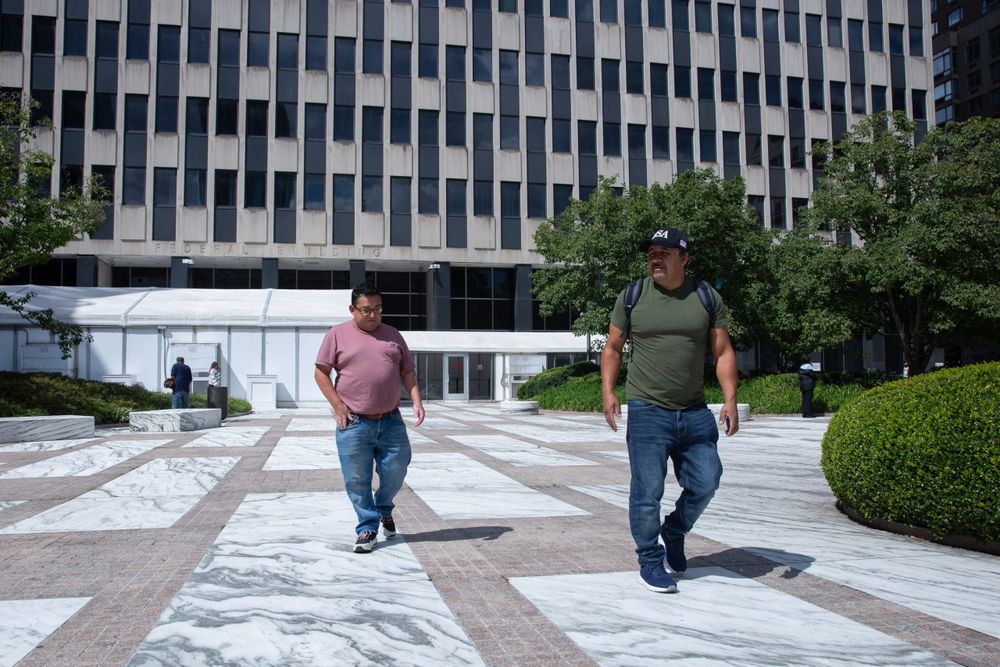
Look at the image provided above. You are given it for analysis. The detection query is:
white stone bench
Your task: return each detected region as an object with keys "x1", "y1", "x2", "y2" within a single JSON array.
[
  {"x1": 708, "y1": 403, "x2": 752, "y2": 422},
  {"x1": 499, "y1": 400, "x2": 539, "y2": 415},
  {"x1": 0, "y1": 415, "x2": 96, "y2": 444},
  {"x1": 129, "y1": 409, "x2": 221, "y2": 432}
]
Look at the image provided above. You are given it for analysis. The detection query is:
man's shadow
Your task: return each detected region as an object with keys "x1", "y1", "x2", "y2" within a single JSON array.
[
  {"x1": 684, "y1": 547, "x2": 815, "y2": 580},
  {"x1": 402, "y1": 526, "x2": 513, "y2": 543}
]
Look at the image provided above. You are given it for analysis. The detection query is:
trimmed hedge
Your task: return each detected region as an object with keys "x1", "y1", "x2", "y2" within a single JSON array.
[
  {"x1": 821, "y1": 362, "x2": 1000, "y2": 543},
  {"x1": 0, "y1": 372, "x2": 252, "y2": 424},
  {"x1": 517, "y1": 361, "x2": 600, "y2": 400}
]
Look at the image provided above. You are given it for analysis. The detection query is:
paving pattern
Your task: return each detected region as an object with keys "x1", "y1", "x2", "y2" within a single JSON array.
[{"x1": 0, "y1": 404, "x2": 997, "y2": 667}]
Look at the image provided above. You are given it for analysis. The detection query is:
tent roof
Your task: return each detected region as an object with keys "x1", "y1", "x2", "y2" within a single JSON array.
[
  {"x1": 0, "y1": 285, "x2": 353, "y2": 328},
  {"x1": 0, "y1": 285, "x2": 590, "y2": 353}
]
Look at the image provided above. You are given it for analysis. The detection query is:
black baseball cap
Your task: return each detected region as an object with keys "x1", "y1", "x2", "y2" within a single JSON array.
[{"x1": 639, "y1": 227, "x2": 689, "y2": 252}]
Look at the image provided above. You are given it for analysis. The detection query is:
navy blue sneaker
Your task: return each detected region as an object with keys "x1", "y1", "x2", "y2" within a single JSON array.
[
  {"x1": 661, "y1": 528, "x2": 687, "y2": 575},
  {"x1": 639, "y1": 562, "x2": 678, "y2": 593}
]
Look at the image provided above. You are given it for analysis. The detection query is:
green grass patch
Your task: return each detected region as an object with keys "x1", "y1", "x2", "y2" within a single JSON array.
[{"x1": 0, "y1": 372, "x2": 252, "y2": 424}]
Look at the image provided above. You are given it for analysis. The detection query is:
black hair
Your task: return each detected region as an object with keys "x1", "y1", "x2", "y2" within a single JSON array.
[{"x1": 351, "y1": 282, "x2": 381, "y2": 305}]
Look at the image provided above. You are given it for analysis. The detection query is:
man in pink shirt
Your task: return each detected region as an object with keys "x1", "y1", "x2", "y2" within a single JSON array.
[{"x1": 315, "y1": 283, "x2": 426, "y2": 552}]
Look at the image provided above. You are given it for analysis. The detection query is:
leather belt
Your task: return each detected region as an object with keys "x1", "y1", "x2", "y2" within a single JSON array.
[{"x1": 356, "y1": 409, "x2": 395, "y2": 420}]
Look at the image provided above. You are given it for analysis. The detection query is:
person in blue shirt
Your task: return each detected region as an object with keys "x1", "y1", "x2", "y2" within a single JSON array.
[{"x1": 170, "y1": 356, "x2": 193, "y2": 409}]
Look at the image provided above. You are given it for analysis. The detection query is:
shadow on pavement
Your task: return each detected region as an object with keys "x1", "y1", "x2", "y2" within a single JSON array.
[{"x1": 402, "y1": 526, "x2": 514, "y2": 543}]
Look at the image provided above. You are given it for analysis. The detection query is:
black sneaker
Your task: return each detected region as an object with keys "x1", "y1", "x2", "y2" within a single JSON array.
[
  {"x1": 639, "y1": 562, "x2": 678, "y2": 593},
  {"x1": 661, "y1": 528, "x2": 687, "y2": 575},
  {"x1": 381, "y1": 516, "x2": 396, "y2": 538},
  {"x1": 353, "y1": 530, "x2": 377, "y2": 553}
]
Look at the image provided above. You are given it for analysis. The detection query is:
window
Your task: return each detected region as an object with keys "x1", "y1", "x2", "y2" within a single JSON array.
[
  {"x1": 186, "y1": 97, "x2": 209, "y2": 135},
  {"x1": 0, "y1": 9, "x2": 23, "y2": 52},
  {"x1": 889, "y1": 24, "x2": 904, "y2": 55},
  {"x1": 275, "y1": 172, "x2": 296, "y2": 209},
  {"x1": 765, "y1": 75, "x2": 781, "y2": 106},
  {"x1": 246, "y1": 100, "x2": 268, "y2": 136},
  {"x1": 990, "y1": 27, "x2": 1000, "y2": 56},
  {"x1": 307, "y1": 35, "x2": 326, "y2": 70},
  {"x1": 718, "y1": 3, "x2": 734, "y2": 36},
  {"x1": 420, "y1": 44, "x2": 438, "y2": 78},
  {"x1": 93, "y1": 93, "x2": 116, "y2": 131},
  {"x1": 787, "y1": 77, "x2": 803, "y2": 109},
  {"x1": 648, "y1": 0, "x2": 666, "y2": 27},
  {"x1": 851, "y1": 84, "x2": 866, "y2": 113},
  {"x1": 806, "y1": 15, "x2": 822, "y2": 47},
  {"x1": 933, "y1": 49, "x2": 953, "y2": 77},
  {"x1": 721, "y1": 71, "x2": 737, "y2": 102},
  {"x1": 552, "y1": 119, "x2": 571, "y2": 152},
  {"x1": 699, "y1": 129, "x2": 716, "y2": 162},
  {"x1": 551, "y1": 0, "x2": 569, "y2": 18},
  {"x1": 740, "y1": 5, "x2": 756, "y2": 37},
  {"x1": 745, "y1": 133, "x2": 761, "y2": 165},
  {"x1": 743, "y1": 72, "x2": 760, "y2": 105},
  {"x1": 600, "y1": 0, "x2": 616, "y2": 22},
  {"x1": 809, "y1": 78, "x2": 824, "y2": 109},
  {"x1": 695, "y1": 1, "x2": 711, "y2": 32},
  {"x1": 184, "y1": 168, "x2": 206, "y2": 206},
  {"x1": 62, "y1": 91, "x2": 85, "y2": 129},
  {"x1": 768, "y1": 135, "x2": 783, "y2": 168},
  {"x1": 123, "y1": 167, "x2": 145, "y2": 204},
  {"x1": 935, "y1": 104, "x2": 954, "y2": 124},
  {"x1": 603, "y1": 122, "x2": 620, "y2": 156},
  {"x1": 577, "y1": 56, "x2": 595, "y2": 89},
  {"x1": 216, "y1": 100, "x2": 238, "y2": 135},
  {"x1": 126, "y1": 0, "x2": 150, "y2": 60},
  {"x1": 785, "y1": 10, "x2": 799, "y2": 42},
  {"x1": 675, "y1": 66, "x2": 691, "y2": 98},
  {"x1": 64, "y1": 5, "x2": 86, "y2": 56},
  {"x1": 500, "y1": 115, "x2": 518, "y2": 149},
  {"x1": 215, "y1": 170, "x2": 237, "y2": 207},
  {"x1": 362, "y1": 176, "x2": 382, "y2": 212},
  {"x1": 967, "y1": 37, "x2": 981, "y2": 65},
  {"x1": 526, "y1": 53, "x2": 544, "y2": 86},
  {"x1": 473, "y1": 48, "x2": 491, "y2": 81},
  {"x1": 848, "y1": 19, "x2": 863, "y2": 50},
  {"x1": 155, "y1": 96, "x2": 178, "y2": 133},
  {"x1": 762, "y1": 9, "x2": 779, "y2": 41},
  {"x1": 363, "y1": 39, "x2": 383, "y2": 73},
  {"x1": 830, "y1": 81, "x2": 846, "y2": 112},
  {"x1": 676, "y1": 128, "x2": 694, "y2": 164},
  {"x1": 934, "y1": 79, "x2": 955, "y2": 102},
  {"x1": 909, "y1": 27, "x2": 923, "y2": 56},
  {"x1": 947, "y1": 7, "x2": 962, "y2": 26},
  {"x1": 827, "y1": 17, "x2": 842, "y2": 48},
  {"x1": 869, "y1": 21, "x2": 883, "y2": 52}
]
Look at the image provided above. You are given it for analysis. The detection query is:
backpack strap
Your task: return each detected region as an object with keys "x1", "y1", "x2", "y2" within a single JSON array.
[
  {"x1": 692, "y1": 278, "x2": 717, "y2": 328},
  {"x1": 622, "y1": 278, "x2": 644, "y2": 337}
]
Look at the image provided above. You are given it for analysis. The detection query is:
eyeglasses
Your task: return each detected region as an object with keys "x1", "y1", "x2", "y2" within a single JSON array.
[{"x1": 355, "y1": 305, "x2": 383, "y2": 316}]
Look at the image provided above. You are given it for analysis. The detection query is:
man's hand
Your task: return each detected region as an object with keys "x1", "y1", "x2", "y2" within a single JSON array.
[
  {"x1": 412, "y1": 403, "x2": 426, "y2": 427},
  {"x1": 603, "y1": 392, "x2": 621, "y2": 432},
  {"x1": 719, "y1": 402, "x2": 739, "y2": 436},
  {"x1": 332, "y1": 404, "x2": 351, "y2": 429}
]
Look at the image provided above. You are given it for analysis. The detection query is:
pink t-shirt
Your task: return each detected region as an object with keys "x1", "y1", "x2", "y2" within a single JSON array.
[{"x1": 315, "y1": 321, "x2": 414, "y2": 415}]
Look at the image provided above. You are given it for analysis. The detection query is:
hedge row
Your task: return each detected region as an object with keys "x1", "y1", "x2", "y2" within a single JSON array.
[
  {"x1": 821, "y1": 362, "x2": 1000, "y2": 543},
  {"x1": 0, "y1": 372, "x2": 252, "y2": 424}
]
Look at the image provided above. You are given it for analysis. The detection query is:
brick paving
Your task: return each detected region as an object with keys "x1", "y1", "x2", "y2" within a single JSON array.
[{"x1": 0, "y1": 406, "x2": 997, "y2": 666}]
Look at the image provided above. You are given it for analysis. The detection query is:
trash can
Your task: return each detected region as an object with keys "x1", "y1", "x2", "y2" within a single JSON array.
[{"x1": 207, "y1": 386, "x2": 229, "y2": 420}]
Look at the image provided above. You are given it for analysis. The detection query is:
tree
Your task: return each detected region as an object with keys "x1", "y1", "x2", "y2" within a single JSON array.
[
  {"x1": 0, "y1": 93, "x2": 109, "y2": 358},
  {"x1": 532, "y1": 170, "x2": 773, "y2": 348},
  {"x1": 804, "y1": 112, "x2": 1000, "y2": 375}
]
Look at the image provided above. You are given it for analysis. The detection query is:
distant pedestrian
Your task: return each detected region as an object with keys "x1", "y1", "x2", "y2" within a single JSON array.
[
  {"x1": 170, "y1": 356, "x2": 193, "y2": 409},
  {"x1": 315, "y1": 283, "x2": 426, "y2": 553},
  {"x1": 208, "y1": 361, "x2": 222, "y2": 387},
  {"x1": 798, "y1": 363, "x2": 816, "y2": 418}
]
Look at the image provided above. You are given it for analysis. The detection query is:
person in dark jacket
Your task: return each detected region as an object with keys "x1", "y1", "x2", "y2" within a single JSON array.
[
  {"x1": 798, "y1": 363, "x2": 816, "y2": 418},
  {"x1": 170, "y1": 356, "x2": 193, "y2": 409}
]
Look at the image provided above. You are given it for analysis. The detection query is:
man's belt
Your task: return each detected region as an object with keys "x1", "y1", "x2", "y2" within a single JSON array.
[{"x1": 355, "y1": 409, "x2": 396, "y2": 420}]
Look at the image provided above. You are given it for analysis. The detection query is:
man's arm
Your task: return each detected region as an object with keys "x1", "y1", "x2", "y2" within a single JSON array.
[
  {"x1": 402, "y1": 369, "x2": 425, "y2": 427},
  {"x1": 314, "y1": 363, "x2": 351, "y2": 428},
  {"x1": 601, "y1": 322, "x2": 627, "y2": 431},
  {"x1": 709, "y1": 327, "x2": 739, "y2": 436}
]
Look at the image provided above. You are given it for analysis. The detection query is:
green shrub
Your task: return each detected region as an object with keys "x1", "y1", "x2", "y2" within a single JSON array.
[
  {"x1": 0, "y1": 372, "x2": 252, "y2": 423},
  {"x1": 821, "y1": 362, "x2": 1000, "y2": 543},
  {"x1": 517, "y1": 360, "x2": 599, "y2": 399}
]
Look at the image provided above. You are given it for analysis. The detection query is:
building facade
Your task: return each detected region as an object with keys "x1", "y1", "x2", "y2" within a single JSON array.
[
  {"x1": 1, "y1": 0, "x2": 931, "y2": 341},
  {"x1": 930, "y1": 0, "x2": 1000, "y2": 124}
]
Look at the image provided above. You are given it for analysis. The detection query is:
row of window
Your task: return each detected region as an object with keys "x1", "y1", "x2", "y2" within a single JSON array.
[{"x1": 0, "y1": 3, "x2": 925, "y2": 67}]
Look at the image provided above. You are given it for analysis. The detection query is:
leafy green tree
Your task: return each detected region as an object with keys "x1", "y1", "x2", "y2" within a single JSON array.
[
  {"x1": 532, "y1": 170, "x2": 772, "y2": 347},
  {"x1": 0, "y1": 94, "x2": 108, "y2": 357},
  {"x1": 804, "y1": 111, "x2": 1000, "y2": 375}
]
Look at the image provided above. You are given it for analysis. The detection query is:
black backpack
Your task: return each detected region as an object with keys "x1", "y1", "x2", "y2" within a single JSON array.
[{"x1": 622, "y1": 277, "x2": 717, "y2": 344}]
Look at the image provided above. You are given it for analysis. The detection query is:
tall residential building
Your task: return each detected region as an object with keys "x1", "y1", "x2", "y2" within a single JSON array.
[
  {"x1": 930, "y1": 0, "x2": 1000, "y2": 124},
  {"x1": 1, "y1": 0, "x2": 931, "y2": 335}
]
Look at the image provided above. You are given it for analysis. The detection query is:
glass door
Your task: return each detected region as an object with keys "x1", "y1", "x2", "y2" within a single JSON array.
[{"x1": 443, "y1": 354, "x2": 469, "y2": 401}]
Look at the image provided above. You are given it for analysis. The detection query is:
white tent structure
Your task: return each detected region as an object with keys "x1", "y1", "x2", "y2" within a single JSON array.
[{"x1": 0, "y1": 286, "x2": 590, "y2": 406}]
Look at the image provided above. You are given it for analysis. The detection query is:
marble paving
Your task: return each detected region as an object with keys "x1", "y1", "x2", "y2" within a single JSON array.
[
  {"x1": 262, "y1": 436, "x2": 340, "y2": 471},
  {"x1": 0, "y1": 438, "x2": 98, "y2": 453},
  {"x1": 0, "y1": 439, "x2": 172, "y2": 479},
  {"x1": 183, "y1": 426, "x2": 271, "y2": 447},
  {"x1": 405, "y1": 452, "x2": 590, "y2": 519},
  {"x1": 1, "y1": 406, "x2": 996, "y2": 667},
  {"x1": 0, "y1": 457, "x2": 239, "y2": 533},
  {"x1": 511, "y1": 569, "x2": 956, "y2": 666},
  {"x1": 0, "y1": 597, "x2": 91, "y2": 667},
  {"x1": 447, "y1": 434, "x2": 598, "y2": 467},
  {"x1": 129, "y1": 492, "x2": 484, "y2": 667}
]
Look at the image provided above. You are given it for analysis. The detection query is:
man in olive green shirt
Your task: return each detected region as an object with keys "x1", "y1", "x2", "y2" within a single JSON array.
[{"x1": 601, "y1": 226, "x2": 740, "y2": 594}]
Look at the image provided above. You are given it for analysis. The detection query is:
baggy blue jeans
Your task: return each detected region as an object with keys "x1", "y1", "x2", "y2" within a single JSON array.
[
  {"x1": 335, "y1": 410, "x2": 412, "y2": 534},
  {"x1": 171, "y1": 390, "x2": 190, "y2": 409},
  {"x1": 626, "y1": 400, "x2": 723, "y2": 566}
]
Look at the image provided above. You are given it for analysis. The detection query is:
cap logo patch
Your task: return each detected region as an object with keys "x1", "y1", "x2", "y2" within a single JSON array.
[
  {"x1": 679, "y1": 239, "x2": 687, "y2": 249},
  {"x1": 652, "y1": 229, "x2": 671, "y2": 240}
]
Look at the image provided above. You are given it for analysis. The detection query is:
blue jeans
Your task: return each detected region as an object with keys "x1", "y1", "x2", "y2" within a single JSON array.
[
  {"x1": 626, "y1": 400, "x2": 723, "y2": 566},
  {"x1": 171, "y1": 390, "x2": 190, "y2": 409},
  {"x1": 335, "y1": 410, "x2": 412, "y2": 534}
]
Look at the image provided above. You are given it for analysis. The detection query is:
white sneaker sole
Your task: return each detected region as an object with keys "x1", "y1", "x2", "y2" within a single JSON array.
[
  {"x1": 382, "y1": 528, "x2": 396, "y2": 538},
  {"x1": 353, "y1": 541, "x2": 375, "y2": 553},
  {"x1": 641, "y1": 577, "x2": 678, "y2": 594}
]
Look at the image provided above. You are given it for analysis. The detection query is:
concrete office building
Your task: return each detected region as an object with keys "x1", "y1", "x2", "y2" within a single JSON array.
[
  {"x1": 0, "y1": 0, "x2": 933, "y2": 385},
  {"x1": 930, "y1": 0, "x2": 1000, "y2": 124}
]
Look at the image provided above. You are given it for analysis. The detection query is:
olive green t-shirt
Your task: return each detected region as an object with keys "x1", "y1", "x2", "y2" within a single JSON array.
[{"x1": 610, "y1": 277, "x2": 729, "y2": 410}]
